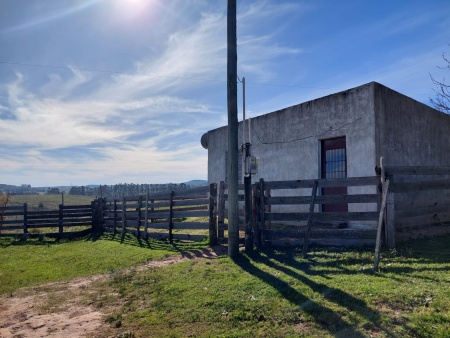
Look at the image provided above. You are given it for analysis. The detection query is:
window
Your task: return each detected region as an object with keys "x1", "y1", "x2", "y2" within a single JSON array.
[
  {"x1": 321, "y1": 136, "x2": 347, "y2": 212},
  {"x1": 321, "y1": 137, "x2": 347, "y2": 179}
]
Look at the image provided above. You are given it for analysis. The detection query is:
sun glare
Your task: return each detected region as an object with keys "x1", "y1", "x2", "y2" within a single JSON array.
[{"x1": 115, "y1": 0, "x2": 154, "y2": 19}]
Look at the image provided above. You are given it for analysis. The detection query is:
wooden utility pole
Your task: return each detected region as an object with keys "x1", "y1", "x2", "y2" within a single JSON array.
[{"x1": 227, "y1": 0, "x2": 239, "y2": 258}]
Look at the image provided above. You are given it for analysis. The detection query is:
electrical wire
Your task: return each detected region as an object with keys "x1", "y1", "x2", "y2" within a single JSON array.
[{"x1": 252, "y1": 117, "x2": 362, "y2": 145}]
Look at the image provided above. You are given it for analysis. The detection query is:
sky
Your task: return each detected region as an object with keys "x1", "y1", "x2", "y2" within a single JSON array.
[{"x1": 0, "y1": 0, "x2": 449, "y2": 187}]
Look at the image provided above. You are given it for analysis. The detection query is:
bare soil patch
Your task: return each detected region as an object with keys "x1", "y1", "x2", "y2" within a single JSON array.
[{"x1": 0, "y1": 245, "x2": 228, "y2": 338}]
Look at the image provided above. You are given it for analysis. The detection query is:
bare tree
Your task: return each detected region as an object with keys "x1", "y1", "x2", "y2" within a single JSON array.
[{"x1": 430, "y1": 46, "x2": 450, "y2": 114}]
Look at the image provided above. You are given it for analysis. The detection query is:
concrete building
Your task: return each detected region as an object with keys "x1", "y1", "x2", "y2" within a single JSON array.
[
  {"x1": 201, "y1": 82, "x2": 450, "y2": 214},
  {"x1": 202, "y1": 82, "x2": 450, "y2": 183}
]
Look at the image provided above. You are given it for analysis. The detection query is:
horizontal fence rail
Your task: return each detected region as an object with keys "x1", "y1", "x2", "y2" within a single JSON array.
[
  {"x1": 0, "y1": 203, "x2": 94, "y2": 238},
  {"x1": 102, "y1": 184, "x2": 217, "y2": 243},
  {"x1": 4, "y1": 165, "x2": 449, "y2": 249},
  {"x1": 0, "y1": 185, "x2": 218, "y2": 244},
  {"x1": 382, "y1": 165, "x2": 450, "y2": 243},
  {"x1": 254, "y1": 176, "x2": 382, "y2": 249}
]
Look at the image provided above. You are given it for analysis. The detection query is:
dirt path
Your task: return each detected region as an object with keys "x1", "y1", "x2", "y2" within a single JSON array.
[{"x1": 0, "y1": 246, "x2": 229, "y2": 338}]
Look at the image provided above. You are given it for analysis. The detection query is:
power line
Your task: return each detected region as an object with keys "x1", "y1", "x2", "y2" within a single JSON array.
[{"x1": 252, "y1": 117, "x2": 362, "y2": 145}]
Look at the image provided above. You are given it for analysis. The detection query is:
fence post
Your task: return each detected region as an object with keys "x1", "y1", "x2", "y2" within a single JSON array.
[
  {"x1": 259, "y1": 178, "x2": 266, "y2": 249},
  {"x1": 169, "y1": 191, "x2": 174, "y2": 243},
  {"x1": 99, "y1": 198, "x2": 104, "y2": 232},
  {"x1": 113, "y1": 199, "x2": 117, "y2": 234},
  {"x1": 302, "y1": 180, "x2": 318, "y2": 258},
  {"x1": 253, "y1": 184, "x2": 261, "y2": 251},
  {"x1": 91, "y1": 199, "x2": 103, "y2": 234},
  {"x1": 137, "y1": 195, "x2": 142, "y2": 238},
  {"x1": 217, "y1": 181, "x2": 226, "y2": 240},
  {"x1": 386, "y1": 192, "x2": 396, "y2": 248},
  {"x1": 122, "y1": 196, "x2": 126, "y2": 234},
  {"x1": 91, "y1": 200, "x2": 97, "y2": 233},
  {"x1": 265, "y1": 188, "x2": 271, "y2": 230},
  {"x1": 374, "y1": 180, "x2": 390, "y2": 272},
  {"x1": 59, "y1": 204, "x2": 64, "y2": 236},
  {"x1": 209, "y1": 183, "x2": 218, "y2": 246},
  {"x1": 23, "y1": 203, "x2": 28, "y2": 236},
  {"x1": 244, "y1": 179, "x2": 253, "y2": 253},
  {"x1": 144, "y1": 192, "x2": 149, "y2": 239},
  {"x1": 150, "y1": 198, "x2": 155, "y2": 224}
]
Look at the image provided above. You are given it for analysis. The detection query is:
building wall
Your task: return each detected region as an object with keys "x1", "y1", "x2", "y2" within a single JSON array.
[
  {"x1": 374, "y1": 83, "x2": 450, "y2": 166},
  {"x1": 203, "y1": 81, "x2": 450, "y2": 230},
  {"x1": 374, "y1": 83, "x2": 450, "y2": 206},
  {"x1": 206, "y1": 82, "x2": 378, "y2": 186}
]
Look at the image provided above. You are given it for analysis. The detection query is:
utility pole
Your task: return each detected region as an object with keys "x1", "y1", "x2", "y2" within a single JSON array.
[{"x1": 227, "y1": 0, "x2": 239, "y2": 258}]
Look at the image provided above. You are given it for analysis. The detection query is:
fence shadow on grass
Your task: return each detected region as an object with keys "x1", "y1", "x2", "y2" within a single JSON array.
[
  {"x1": 234, "y1": 250, "x2": 394, "y2": 337},
  {"x1": 84, "y1": 231, "x2": 211, "y2": 253}
]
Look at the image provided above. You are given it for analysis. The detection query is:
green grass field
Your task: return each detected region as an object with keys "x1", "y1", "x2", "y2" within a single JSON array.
[
  {"x1": 1, "y1": 233, "x2": 449, "y2": 337},
  {"x1": 9, "y1": 194, "x2": 94, "y2": 211}
]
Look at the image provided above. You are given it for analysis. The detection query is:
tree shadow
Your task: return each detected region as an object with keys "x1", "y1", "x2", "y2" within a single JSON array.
[{"x1": 234, "y1": 251, "x2": 395, "y2": 337}]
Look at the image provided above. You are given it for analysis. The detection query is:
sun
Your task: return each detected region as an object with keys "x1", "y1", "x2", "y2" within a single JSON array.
[
  {"x1": 114, "y1": 0, "x2": 155, "y2": 20},
  {"x1": 121, "y1": 0, "x2": 153, "y2": 8}
]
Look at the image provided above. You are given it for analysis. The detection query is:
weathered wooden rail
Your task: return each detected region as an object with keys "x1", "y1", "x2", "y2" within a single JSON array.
[
  {"x1": 3, "y1": 166, "x2": 449, "y2": 250},
  {"x1": 0, "y1": 185, "x2": 218, "y2": 244},
  {"x1": 382, "y1": 165, "x2": 450, "y2": 245},
  {"x1": 0, "y1": 203, "x2": 95, "y2": 238},
  {"x1": 102, "y1": 185, "x2": 218, "y2": 243},
  {"x1": 253, "y1": 176, "x2": 381, "y2": 249}
]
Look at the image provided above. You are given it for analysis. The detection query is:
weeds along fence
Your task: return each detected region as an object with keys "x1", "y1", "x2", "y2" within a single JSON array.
[
  {"x1": 101, "y1": 185, "x2": 218, "y2": 244},
  {"x1": 0, "y1": 203, "x2": 96, "y2": 238},
  {"x1": 381, "y1": 165, "x2": 450, "y2": 246}
]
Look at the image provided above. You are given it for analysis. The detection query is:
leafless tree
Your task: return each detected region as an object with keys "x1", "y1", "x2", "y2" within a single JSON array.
[{"x1": 430, "y1": 46, "x2": 450, "y2": 114}]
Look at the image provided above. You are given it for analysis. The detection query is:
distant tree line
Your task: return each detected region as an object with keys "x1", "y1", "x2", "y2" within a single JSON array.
[
  {"x1": 47, "y1": 187, "x2": 61, "y2": 194},
  {"x1": 68, "y1": 183, "x2": 188, "y2": 198},
  {"x1": 0, "y1": 184, "x2": 40, "y2": 195}
]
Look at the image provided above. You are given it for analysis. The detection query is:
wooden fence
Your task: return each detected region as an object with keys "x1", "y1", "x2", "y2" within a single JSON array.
[
  {"x1": 0, "y1": 185, "x2": 218, "y2": 244},
  {"x1": 3, "y1": 167, "x2": 449, "y2": 249},
  {"x1": 102, "y1": 185, "x2": 218, "y2": 243},
  {"x1": 253, "y1": 176, "x2": 381, "y2": 248},
  {"x1": 382, "y1": 165, "x2": 450, "y2": 245},
  {"x1": 0, "y1": 203, "x2": 96, "y2": 238}
]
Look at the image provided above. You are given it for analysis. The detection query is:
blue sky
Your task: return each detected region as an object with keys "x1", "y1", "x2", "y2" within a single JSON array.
[{"x1": 0, "y1": 0, "x2": 449, "y2": 187}]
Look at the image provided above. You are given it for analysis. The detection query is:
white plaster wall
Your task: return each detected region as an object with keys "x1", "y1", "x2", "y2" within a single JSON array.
[
  {"x1": 204, "y1": 82, "x2": 379, "y2": 215},
  {"x1": 374, "y1": 83, "x2": 450, "y2": 167},
  {"x1": 206, "y1": 82, "x2": 378, "y2": 186}
]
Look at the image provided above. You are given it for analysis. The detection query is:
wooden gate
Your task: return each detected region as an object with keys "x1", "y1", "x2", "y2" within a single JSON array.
[{"x1": 253, "y1": 176, "x2": 381, "y2": 248}]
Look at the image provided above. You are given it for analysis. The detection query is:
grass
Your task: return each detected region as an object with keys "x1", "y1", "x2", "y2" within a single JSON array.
[
  {"x1": 1, "y1": 233, "x2": 449, "y2": 337},
  {"x1": 86, "y1": 236, "x2": 450, "y2": 338},
  {"x1": 9, "y1": 194, "x2": 94, "y2": 210},
  {"x1": 0, "y1": 233, "x2": 208, "y2": 296}
]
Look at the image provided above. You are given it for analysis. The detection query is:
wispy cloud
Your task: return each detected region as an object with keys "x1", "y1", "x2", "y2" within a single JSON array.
[{"x1": 0, "y1": 1, "x2": 303, "y2": 185}]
